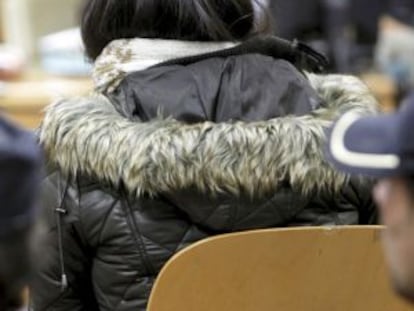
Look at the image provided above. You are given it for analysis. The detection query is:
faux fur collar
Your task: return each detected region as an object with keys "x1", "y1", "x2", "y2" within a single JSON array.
[
  {"x1": 93, "y1": 38, "x2": 237, "y2": 93},
  {"x1": 39, "y1": 73, "x2": 378, "y2": 197}
]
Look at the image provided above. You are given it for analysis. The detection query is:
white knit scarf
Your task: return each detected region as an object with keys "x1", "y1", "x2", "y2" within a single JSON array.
[{"x1": 92, "y1": 38, "x2": 238, "y2": 93}]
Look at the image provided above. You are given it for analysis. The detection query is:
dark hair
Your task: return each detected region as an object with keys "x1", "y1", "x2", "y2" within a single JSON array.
[{"x1": 81, "y1": 0, "x2": 272, "y2": 60}]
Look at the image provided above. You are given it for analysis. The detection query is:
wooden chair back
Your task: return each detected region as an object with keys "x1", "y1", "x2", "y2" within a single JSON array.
[{"x1": 148, "y1": 226, "x2": 412, "y2": 311}]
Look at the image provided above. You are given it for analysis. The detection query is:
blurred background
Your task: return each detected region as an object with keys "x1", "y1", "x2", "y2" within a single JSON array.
[
  {"x1": 0, "y1": 0, "x2": 90, "y2": 128},
  {"x1": 0, "y1": 0, "x2": 413, "y2": 128}
]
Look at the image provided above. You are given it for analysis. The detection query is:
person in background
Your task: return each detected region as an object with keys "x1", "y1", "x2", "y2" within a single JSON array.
[
  {"x1": 0, "y1": 117, "x2": 42, "y2": 310},
  {"x1": 270, "y1": 0, "x2": 385, "y2": 73},
  {"x1": 326, "y1": 95, "x2": 414, "y2": 304},
  {"x1": 33, "y1": 0, "x2": 378, "y2": 310},
  {"x1": 376, "y1": 0, "x2": 414, "y2": 97}
]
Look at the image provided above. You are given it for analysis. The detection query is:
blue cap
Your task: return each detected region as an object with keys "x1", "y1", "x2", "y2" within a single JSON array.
[
  {"x1": 0, "y1": 117, "x2": 42, "y2": 235},
  {"x1": 326, "y1": 97, "x2": 414, "y2": 177}
]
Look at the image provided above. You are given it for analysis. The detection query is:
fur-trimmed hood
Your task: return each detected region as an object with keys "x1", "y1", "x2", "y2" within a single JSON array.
[{"x1": 39, "y1": 71, "x2": 378, "y2": 197}]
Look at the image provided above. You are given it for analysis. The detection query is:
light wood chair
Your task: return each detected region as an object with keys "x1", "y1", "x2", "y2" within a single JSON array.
[{"x1": 148, "y1": 226, "x2": 412, "y2": 311}]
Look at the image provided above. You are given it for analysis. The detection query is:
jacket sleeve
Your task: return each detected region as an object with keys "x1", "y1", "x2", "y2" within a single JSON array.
[{"x1": 32, "y1": 172, "x2": 97, "y2": 311}]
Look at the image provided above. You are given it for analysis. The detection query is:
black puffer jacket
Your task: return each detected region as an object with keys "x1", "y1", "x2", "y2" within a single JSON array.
[{"x1": 33, "y1": 40, "x2": 378, "y2": 310}]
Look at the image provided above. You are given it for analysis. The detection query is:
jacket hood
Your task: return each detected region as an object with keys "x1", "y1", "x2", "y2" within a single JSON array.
[{"x1": 39, "y1": 73, "x2": 378, "y2": 198}]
